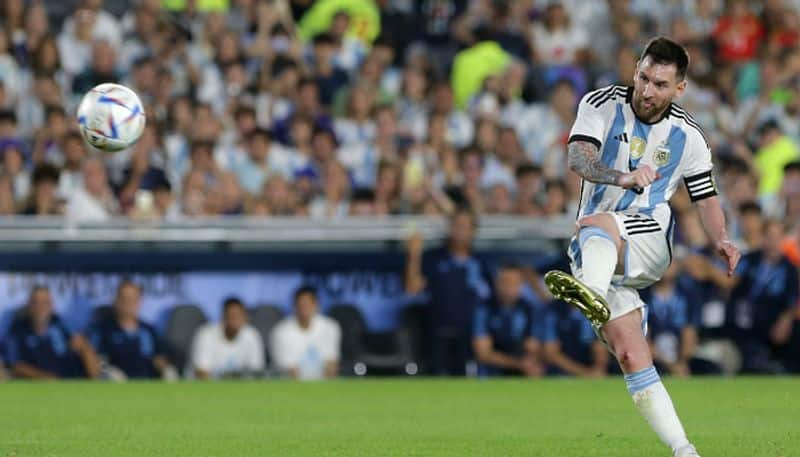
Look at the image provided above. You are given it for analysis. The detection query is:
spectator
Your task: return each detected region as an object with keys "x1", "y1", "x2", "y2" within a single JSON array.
[
  {"x1": 0, "y1": 137, "x2": 30, "y2": 203},
  {"x1": 270, "y1": 286, "x2": 341, "y2": 380},
  {"x1": 754, "y1": 120, "x2": 799, "y2": 200},
  {"x1": 405, "y1": 208, "x2": 492, "y2": 375},
  {"x1": 189, "y1": 297, "x2": 265, "y2": 379},
  {"x1": 472, "y1": 263, "x2": 544, "y2": 377},
  {"x1": 711, "y1": 0, "x2": 763, "y2": 64},
  {"x1": 3, "y1": 285, "x2": 101, "y2": 379},
  {"x1": 89, "y1": 281, "x2": 178, "y2": 380},
  {"x1": 530, "y1": 2, "x2": 589, "y2": 67},
  {"x1": 71, "y1": 40, "x2": 121, "y2": 95},
  {"x1": 541, "y1": 300, "x2": 609, "y2": 378},
  {"x1": 643, "y1": 259, "x2": 722, "y2": 377},
  {"x1": 57, "y1": 132, "x2": 89, "y2": 198},
  {"x1": 727, "y1": 220, "x2": 798, "y2": 373},
  {"x1": 67, "y1": 156, "x2": 118, "y2": 222},
  {"x1": 22, "y1": 164, "x2": 64, "y2": 216}
]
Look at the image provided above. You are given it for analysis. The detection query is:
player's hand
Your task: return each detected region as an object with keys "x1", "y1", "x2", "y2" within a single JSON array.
[
  {"x1": 617, "y1": 165, "x2": 660, "y2": 190},
  {"x1": 715, "y1": 239, "x2": 740, "y2": 276}
]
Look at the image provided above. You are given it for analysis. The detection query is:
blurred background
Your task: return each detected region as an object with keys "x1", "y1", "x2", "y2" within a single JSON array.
[{"x1": 0, "y1": 0, "x2": 799, "y2": 381}]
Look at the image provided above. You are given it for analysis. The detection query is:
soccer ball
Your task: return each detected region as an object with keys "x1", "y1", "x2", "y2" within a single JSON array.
[{"x1": 77, "y1": 83, "x2": 146, "y2": 152}]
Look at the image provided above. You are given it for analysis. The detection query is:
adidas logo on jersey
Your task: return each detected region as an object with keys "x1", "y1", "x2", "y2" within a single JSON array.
[{"x1": 613, "y1": 132, "x2": 629, "y2": 143}]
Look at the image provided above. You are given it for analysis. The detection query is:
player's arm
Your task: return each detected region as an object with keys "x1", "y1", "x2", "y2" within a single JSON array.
[
  {"x1": 568, "y1": 140, "x2": 659, "y2": 189},
  {"x1": 685, "y1": 134, "x2": 741, "y2": 276},
  {"x1": 694, "y1": 195, "x2": 740, "y2": 276}
]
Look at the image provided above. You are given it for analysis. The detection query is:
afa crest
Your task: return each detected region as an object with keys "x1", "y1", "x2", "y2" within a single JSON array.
[
  {"x1": 630, "y1": 137, "x2": 646, "y2": 159},
  {"x1": 654, "y1": 144, "x2": 671, "y2": 166}
]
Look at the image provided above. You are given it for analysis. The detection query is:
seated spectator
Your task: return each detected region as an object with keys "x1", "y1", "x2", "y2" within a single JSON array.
[
  {"x1": 3, "y1": 285, "x2": 100, "y2": 379},
  {"x1": 189, "y1": 298, "x2": 264, "y2": 379},
  {"x1": 642, "y1": 259, "x2": 722, "y2": 377},
  {"x1": 472, "y1": 263, "x2": 544, "y2": 377},
  {"x1": 541, "y1": 299, "x2": 609, "y2": 377},
  {"x1": 89, "y1": 281, "x2": 177, "y2": 380},
  {"x1": 727, "y1": 220, "x2": 798, "y2": 373},
  {"x1": 270, "y1": 286, "x2": 341, "y2": 380}
]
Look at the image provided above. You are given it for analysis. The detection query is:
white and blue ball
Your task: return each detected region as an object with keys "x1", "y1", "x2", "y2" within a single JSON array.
[{"x1": 77, "y1": 83, "x2": 146, "y2": 153}]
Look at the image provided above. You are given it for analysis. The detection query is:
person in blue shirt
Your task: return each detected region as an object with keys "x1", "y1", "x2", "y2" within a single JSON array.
[
  {"x1": 472, "y1": 263, "x2": 544, "y2": 377},
  {"x1": 540, "y1": 299, "x2": 609, "y2": 378},
  {"x1": 642, "y1": 258, "x2": 722, "y2": 377},
  {"x1": 89, "y1": 281, "x2": 178, "y2": 380},
  {"x1": 405, "y1": 208, "x2": 492, "y2": 375},
  {"x1": 4, "y1": 285, "x2": 100, "y2": 379},
  {"x1": 725, "y1": 220, "x2": 799, "y2": 373}
]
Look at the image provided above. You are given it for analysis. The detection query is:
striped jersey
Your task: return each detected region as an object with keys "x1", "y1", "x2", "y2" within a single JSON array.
[{"x1": 568, "y1": 85, "x2": 717, "y2": 232}]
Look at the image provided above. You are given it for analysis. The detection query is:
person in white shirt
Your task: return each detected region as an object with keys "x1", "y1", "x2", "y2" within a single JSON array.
[
  {"x1": 67, "y1": 156, "x2": 118, "y2": 222},
  {"x1": 188, "y1": 298, "x2": 265, "y2": 380},
  {"x1": 270, "y1": 286, "x2": 341, "y2": 380}
]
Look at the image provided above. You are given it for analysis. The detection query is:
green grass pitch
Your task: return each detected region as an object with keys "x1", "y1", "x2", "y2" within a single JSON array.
[{"x1": 0, "y1": 377, "x2": 797, "y2": 456}]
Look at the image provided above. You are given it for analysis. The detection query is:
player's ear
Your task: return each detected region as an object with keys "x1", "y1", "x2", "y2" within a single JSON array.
[{"x1": 675, "y1": 79, "x2": 687, "y2": 97}]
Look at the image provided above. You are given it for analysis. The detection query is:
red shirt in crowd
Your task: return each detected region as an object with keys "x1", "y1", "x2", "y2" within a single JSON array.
[{"x1": 712, "y1": 13, "x2": 764, "y2": 63}]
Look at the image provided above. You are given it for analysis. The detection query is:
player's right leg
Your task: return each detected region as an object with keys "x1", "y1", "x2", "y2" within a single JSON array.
[{"x1": 603, "y1": 307, "x2": 698, "y2": 457}]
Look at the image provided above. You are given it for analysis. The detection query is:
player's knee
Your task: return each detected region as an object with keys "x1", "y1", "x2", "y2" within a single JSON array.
[
  {"x1": 615, "y1": 347, "x2": 652, "y2": 373},
  {"x1": 577, "y1": 215, "x2": 621, "y2": 248}
]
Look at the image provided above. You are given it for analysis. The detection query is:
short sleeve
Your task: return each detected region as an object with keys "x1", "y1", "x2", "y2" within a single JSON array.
[
  {"x1": 472, "y1": 306, "x2": 489, "y2": 338},
  {"x1": 538, "y1": 310, "x2": 558, "y2": 343},
  {"x1": 4, "y1": 334, "x2": 20, "y2": 365},
  {"x1": 322, "y1": 320, "x2": 341, "y2": 362},
  {"x1": 681, "y1": 132, "x2": 717, "y2": 202},
  {"x1": 568, "y1": 89, "x2": 611, "y2": 149},
  {"x1": 268, "y1": 323, "x2": 293, "y2": 370}
]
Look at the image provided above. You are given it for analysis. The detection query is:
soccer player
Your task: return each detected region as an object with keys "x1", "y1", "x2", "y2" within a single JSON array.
[{"x1": 544, "y1": 37, "x2": 741, "y2": 457}]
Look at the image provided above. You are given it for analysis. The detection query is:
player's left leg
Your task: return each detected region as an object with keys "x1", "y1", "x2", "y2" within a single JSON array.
[{"x1": 602, "y1": 310, "x2": 699, "y2": 456}]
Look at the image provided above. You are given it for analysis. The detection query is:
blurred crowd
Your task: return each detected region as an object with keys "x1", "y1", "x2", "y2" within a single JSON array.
[
  {"x1": 2, "y1": 0, "x2": 800, "y2": 380},
  {"x1": 0, "y1": 0, "x2": 796, "y2": 222},
  {"x1": 2, "y1": 205, "x2": 799, "y2": 382}
]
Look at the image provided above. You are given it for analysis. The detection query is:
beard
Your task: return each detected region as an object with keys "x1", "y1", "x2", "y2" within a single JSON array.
[{"x1": 633, "y1": 95, "x2": 670, "y2": 121}]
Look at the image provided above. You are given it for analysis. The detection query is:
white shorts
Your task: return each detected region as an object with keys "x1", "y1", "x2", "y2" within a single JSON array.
[{"x1": 568, "y1": 212, "x2": 672, "y2": 322}]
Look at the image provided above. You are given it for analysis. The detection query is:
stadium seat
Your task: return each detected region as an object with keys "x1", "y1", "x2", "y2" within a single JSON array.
[
  {"x1": 249, "y1": 304, "x2": 284, "y2": 363},
  {"x1": 326, "y1": 304, "x2": 367, "y2": 376},
  {"x1": 399, "y1": 304, "x2": 429, "y2": 375},
  {"x1": 327, "y1": 304, "x2": 420, "y2": 376},
  {"x1": 164, "y1": 305, "x2": 207, "y2": 375}
]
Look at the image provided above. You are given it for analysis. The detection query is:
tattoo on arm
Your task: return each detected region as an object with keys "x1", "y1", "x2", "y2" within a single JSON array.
[{"x1": 567, "y1": 141, "x2": 622, "y2": 185}]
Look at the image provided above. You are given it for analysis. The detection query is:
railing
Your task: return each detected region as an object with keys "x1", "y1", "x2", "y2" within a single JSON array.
[{"x1": 0, "y1": 215, "x2": 576, "y2": 244}]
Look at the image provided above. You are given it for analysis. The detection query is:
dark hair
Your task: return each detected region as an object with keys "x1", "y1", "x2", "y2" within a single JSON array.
[
  {"x1": 451, "y1": 206, "x2": 478, "y2": 229},
  {"x1": 784, "y1": 160, "x2": 800, "y2": 174},
  {"x1": 515, "y1": 162, "x2": 542, "y2": 179},
  {"x1": 247, "y1": 128, "x2": 272, "y2": 143},
  {"x1": 739, "y1": 201, "x2": 762, "y2": 216},
  {"x1": 32, "y1": 164, "x2": 60, "y2": 185},
  {"x1": 293, "y1": 286, "x2": 317, "y2": 304},
  {"x1": 498, "y1": 260, "x2": 524, "y2": 273},
  {"x1": 351, "y1": 187, "x2": 375, "y2": 203},
  {"x1": 116, "y1": 279, "x2": 141, "y2": 298},
  {"x1": 44, "y1": 105, "x2": 66, "y2": 119},
  {"x1": 0, "y1": 109, "x2": 17, "y2": 124},
  {"x1": 223, "y1": 297, "x2": 245, "y2": 312},
  {"x1": 640, "y1": 37, "x2": 690, "y2": 80}
]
